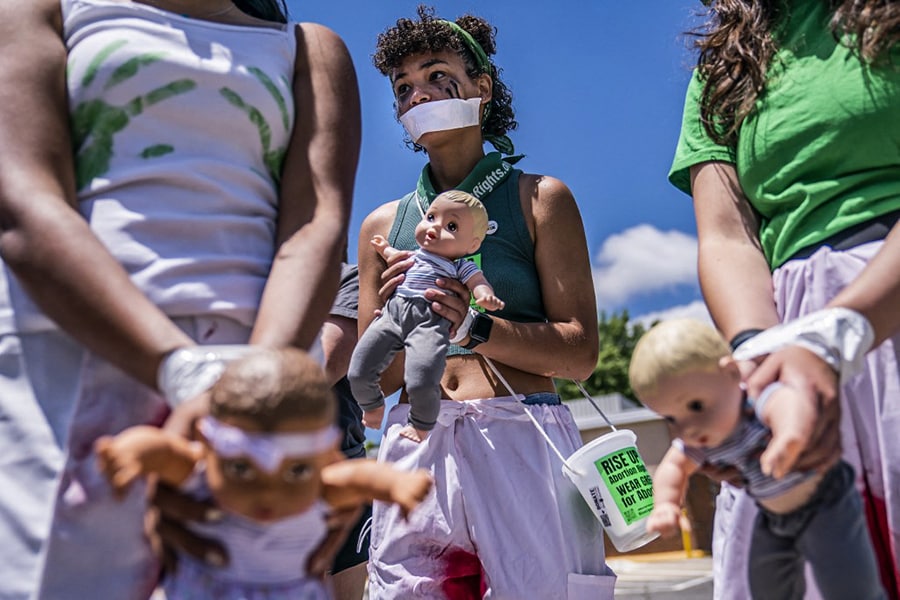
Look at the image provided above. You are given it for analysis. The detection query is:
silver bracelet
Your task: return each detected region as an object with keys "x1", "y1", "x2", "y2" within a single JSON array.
[
  {"x1": 449, "y1": 307, "x2": 477, "y2": 345},
  {"x1": 157, "y1": 345, "x2": 256, "y2": 408},
  {"x1": 732, "y1": 308, "x2": 874, "y2": 382}
]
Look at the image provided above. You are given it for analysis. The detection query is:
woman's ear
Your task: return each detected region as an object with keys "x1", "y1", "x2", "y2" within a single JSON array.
[{"x1": 476, "y1": 73, "x2": 493, "y2": 106}]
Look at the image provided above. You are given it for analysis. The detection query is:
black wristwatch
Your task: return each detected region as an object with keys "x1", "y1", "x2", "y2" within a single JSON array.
[{"x1": 463, "y1": 312, "x2": 493, "y2": 349}]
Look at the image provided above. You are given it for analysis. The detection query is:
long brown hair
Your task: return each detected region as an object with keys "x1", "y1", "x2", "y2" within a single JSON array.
[{"x1": 694, "y1": 0, "x2": 900, "y2": 146}]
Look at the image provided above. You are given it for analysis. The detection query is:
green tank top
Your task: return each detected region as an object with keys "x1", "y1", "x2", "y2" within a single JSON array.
[
  {"x1": 669, "y1": 0, "x2": 900, "y2": 269},
  {"x1": 388, "y1": 167, "x2": 547, "y2": 356}
]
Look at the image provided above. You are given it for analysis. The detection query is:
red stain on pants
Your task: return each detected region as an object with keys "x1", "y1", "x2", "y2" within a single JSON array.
[
  {"x1": 440, "y1": 549, "x2": 486, "y2": 599},
  {"x1": 864, "y1": 489, "x2": 899, "y2": 599}
]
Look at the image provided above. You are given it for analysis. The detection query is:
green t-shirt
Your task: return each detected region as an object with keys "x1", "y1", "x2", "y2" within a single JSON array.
[{"x1": 669, "y1": 0, "x2": 900, "y2": 269}]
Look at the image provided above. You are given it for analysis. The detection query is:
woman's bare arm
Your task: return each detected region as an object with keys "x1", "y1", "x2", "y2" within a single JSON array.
[
  {"x1": 468, "y1": 174, "x2": 599, "y2": 380},
  {"x1": 828, "y1": 222, "x2": 900, "y2": 345},
  {"x1": 356, "y1": 202, "x2": 408, "y2": 395},
  {"x1": 690, "y1": 162, "x2": 779, "y2": 340},
  {"x1": 251, "y1": 23, "x2": 359, "y2": 349},
  {"x1": 0, "y1": 0, "x2": 192, "y2": 387}
]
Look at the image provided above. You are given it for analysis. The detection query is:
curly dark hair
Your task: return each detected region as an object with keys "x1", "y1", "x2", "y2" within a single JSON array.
[
  {"x1": 372, "y1": 5, "x2": 517, "y2": 153},
  {"x1": 693, "y1": 0, "x2": 900, "y2": 146}
]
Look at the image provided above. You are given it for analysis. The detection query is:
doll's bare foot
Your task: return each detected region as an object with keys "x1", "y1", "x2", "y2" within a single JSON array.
[
  {"x1": 362, "y1": 406, "x2": 385, "y2": 430},
  {"x1": 398, "y1": 425, "x2": 429, "y2": 443}
]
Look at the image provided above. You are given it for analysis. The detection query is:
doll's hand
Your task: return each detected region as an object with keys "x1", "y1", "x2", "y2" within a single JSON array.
[
  {"x1": 370, "y1": 235, "x2": 398, "y2": 262},
  {"x1": 757, "y1": 384, "x2": 818, "y2": 479},
  {"x1": 95, "y1": 427, "x2": 159, "y2": 498},
  {"x1": 646, "y1": 501, "x2": 688, "y2": 538},
  {"x1": 475, "y1": 294, "x2": 505, "y2": 312},
  {"x1": 391, "y1": 469, "x2": 433, "y2": 519}
]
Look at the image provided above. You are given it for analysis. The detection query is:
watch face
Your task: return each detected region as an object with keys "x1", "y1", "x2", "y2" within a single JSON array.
[{"x1": 470, "y1": 313, "x2": 493, "y2": 342}]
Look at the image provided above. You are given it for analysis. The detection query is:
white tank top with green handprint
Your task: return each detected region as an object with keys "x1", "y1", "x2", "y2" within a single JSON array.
[{"x1": 7, "y1": 0, "x2": 296, "y2": 333}]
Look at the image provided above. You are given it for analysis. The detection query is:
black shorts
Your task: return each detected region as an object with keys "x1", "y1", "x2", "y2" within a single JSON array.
[{"x1": 330, "y1": 502, "x2": 372, "y2": 573}]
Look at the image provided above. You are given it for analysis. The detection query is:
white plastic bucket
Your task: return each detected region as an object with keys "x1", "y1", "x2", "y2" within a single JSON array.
[{"x1": 563, "y1": 429, "x2": 659, "y2": 552}]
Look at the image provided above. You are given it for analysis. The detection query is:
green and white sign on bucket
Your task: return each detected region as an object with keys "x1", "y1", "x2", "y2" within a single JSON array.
[{"x1": 563, "y1": 429, "x2": 659, "y2": 552}]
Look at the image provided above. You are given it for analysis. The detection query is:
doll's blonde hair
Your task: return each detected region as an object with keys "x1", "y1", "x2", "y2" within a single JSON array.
[
  {"x1": 435, "y1": 189, "x2": 489, "y2": 242},
  {"x1": 629, "y1": 319, "x2": 731, "y2": 399}
]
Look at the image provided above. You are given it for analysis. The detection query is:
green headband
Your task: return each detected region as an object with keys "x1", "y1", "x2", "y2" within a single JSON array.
[
  {"x1": 438, "y1": 19, "x2": 515, "y2": 156},
  {"x1": 439, "y1": 20, "x2": 491, "y2": 74}
]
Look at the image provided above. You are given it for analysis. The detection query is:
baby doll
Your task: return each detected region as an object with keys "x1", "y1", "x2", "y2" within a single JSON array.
[
  {"x1": 96, "y1": 347, "x2": 432, "y2": 600},
  {"x1": 348, "y1": 190, "x2": 504, "y2": 442},
  {"x1": 628, "y1": 318, "x2": 884, "y2": 599}
]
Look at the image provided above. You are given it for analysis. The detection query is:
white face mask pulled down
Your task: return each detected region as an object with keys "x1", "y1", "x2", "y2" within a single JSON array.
[{"x1": 399, "y1": 97, "x2": 482, "y2": 143}]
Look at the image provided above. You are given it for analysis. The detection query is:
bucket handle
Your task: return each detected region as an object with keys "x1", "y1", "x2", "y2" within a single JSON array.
[{"x1": 482, "y1": 357, "x2": 613, "y2": 477}]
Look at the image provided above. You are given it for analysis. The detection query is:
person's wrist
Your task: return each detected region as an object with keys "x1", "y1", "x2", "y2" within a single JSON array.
[
  {"x1": 462, "y1": 310, "x2": 493, "y2": 350},
  {"x1": 729, "y1": 328, "x2": 764, "y2": 352},
  {"x1": 732, "y1": 308, "x2": 874, "y2": 381},
  {"x1": 751, "y1": 382, "x2": 784, "y2": 423},
  {"x1": 449, "y1": 308, "x2": 476, "y2": 345},
  {"x1": 157, "y1": 345, "x2": 257, "y2": 408}
]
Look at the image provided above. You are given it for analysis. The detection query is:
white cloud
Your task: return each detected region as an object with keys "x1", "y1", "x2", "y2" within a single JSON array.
[
  {"x1": 593, "y1": 224, "x2": 698, "y2": 308},
  {"x1": 632, "y1": 300, "x2": 712, "y2": 330}
]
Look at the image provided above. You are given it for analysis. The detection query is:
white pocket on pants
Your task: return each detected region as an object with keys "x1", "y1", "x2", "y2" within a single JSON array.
[{"x1": 567, "y1": 572, "x2": 617, "y2": 599}]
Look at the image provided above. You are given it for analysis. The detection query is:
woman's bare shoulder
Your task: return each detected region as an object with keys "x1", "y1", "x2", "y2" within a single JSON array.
[
  {"x1": 517, "y1": 171, "x2": 579, "y2": 225},
  {"x1": 361, "y1": 199, "x2": 401, "y2": 234}
]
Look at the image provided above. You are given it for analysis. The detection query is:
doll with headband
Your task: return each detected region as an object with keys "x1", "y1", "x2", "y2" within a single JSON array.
[
  {"x1": 629, "y1": 319, "x2": 884, "y2": 599},
  {"x1": 96, "y1": 347, "x2": 432, "y2": 599},
  {"x1": 348, "y1": 189, "x2": 504, "y2": 443}
]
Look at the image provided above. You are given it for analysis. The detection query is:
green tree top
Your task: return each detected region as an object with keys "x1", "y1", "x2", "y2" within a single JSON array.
[{"x1": 556, "y1": 309, "x2": 654, "y2": 403}]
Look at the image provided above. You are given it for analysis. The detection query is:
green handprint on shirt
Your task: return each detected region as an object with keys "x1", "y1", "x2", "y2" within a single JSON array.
[
  {"x1": 71, "y1": 40, "x2": 195, "y2": 190},
  {"x1": 71, "y1": 39, "x2": 291, "y2": 190},
  {"x1": 220, "y1": 66, "x2": 291, "y2": 183}
]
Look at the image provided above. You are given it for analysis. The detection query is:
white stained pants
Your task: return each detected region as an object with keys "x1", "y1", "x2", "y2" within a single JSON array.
[{"x1": 367, "y1": 396, "x2": 617, "y2": 600}]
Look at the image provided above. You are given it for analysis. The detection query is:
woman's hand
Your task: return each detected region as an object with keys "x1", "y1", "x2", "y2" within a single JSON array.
[
  {"x1": 426, "y1": 278, "x2": 469, "y2": 334},
  {"x1": 757, "y1": 384, "x2": 817, "y2": 479},
  {"x1": 374, "y1": 249, "x2": 469, "y2": 333},
  {"x1": 376, "y1": 249, "x2": 415, "y2": 304},
  {"x1": 146, "y1": 392, "x2": 228, "y2": 573},
  {"x1": 746, "y1": 346, "x2": 841, "y2": 473},
  {"x1": 146, "y1": 482, "x2": 229, "y2": 574}
]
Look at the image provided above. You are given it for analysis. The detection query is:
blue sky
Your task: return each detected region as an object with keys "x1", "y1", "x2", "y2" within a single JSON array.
[{"x1": 290, "y1": 0, "x2": 712, "y2": 326}]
